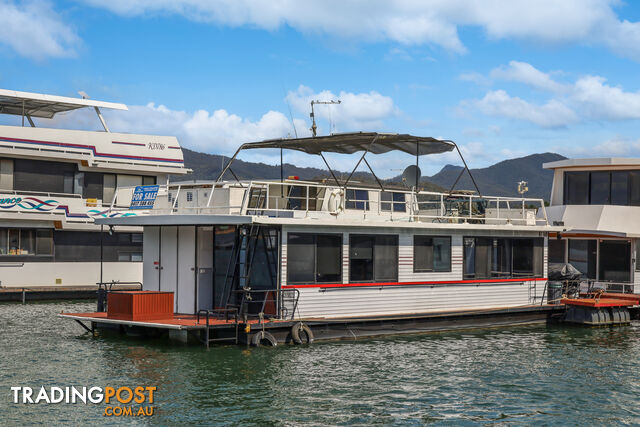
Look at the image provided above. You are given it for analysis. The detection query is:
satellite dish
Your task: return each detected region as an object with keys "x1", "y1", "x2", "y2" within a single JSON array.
[{"x1": 402, "y1": 165, "x2": 421, "y2": 188}]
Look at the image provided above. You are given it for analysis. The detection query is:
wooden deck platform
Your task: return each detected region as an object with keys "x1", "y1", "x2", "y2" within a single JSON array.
[
  {"x1": 561, "y1": 298, "x2": 638, "y2": 308},
  {"x1": 59, "y1": 311, "x2": 264, "y2": 330}
]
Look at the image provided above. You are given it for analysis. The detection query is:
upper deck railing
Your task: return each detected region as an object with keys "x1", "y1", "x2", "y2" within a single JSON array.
[{"x1": 109, "y1": 180, "x2": 550, "y2": 226}]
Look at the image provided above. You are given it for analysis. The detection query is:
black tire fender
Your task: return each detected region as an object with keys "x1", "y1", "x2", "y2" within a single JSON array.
[
  {"x1": 290, "y1": 322, "x2": 314, "y2": 345},
  {"x1": 251, "y1": 330, "x2": 278, "y2": 347}
]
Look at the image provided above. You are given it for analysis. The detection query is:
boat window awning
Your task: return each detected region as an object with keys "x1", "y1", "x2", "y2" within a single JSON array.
[
  {"x1": 240, "y1": 132, "x2": 455, "y2": 156},
  {"x1": 0, "y1": 88, "x2": 128, "y2": 119}
]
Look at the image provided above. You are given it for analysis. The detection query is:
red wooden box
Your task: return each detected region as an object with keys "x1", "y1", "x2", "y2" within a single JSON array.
[{"x1": 107, "y1": 291, "x2": 174, "y2": 321}]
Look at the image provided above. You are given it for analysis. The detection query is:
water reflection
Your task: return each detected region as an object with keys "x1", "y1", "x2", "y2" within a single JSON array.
[{"x1": 2, "y1": 302, "x2": 640, "y2": 425}]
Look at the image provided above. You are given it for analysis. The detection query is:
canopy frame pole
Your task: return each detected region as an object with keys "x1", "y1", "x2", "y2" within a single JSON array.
[
  {"x1": 26, "y1": 115, "x2": 35, "y2": 127},
  {"x1": 94, "y1": 106, "x2": 110, "y2": 132},
  {"x1": 319, "y1": 153, "x2": 341, "y2": 186},
  {"x1": 444, "y1": 140, "x2": 482, "y2": 197},
  {"x1": 216, "y1": 145, "x2": 244, "y2": 183},
  {"x1": 446, "y1": 168, "x2": 466, "y2": 197},
  {"x1": 363, "y1": 157, "x2": 385, "y2": 191},
  {"x1": 343, "y1": 135, "x2": 379, "y2": 189}
]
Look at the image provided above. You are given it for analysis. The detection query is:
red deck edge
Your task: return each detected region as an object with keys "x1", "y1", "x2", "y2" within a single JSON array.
[
  {"x1": 283, "y1": 277, "x2": 548, "y2": 289},
  {"x1": 561, "y1": 298, "x2": 637, "y2": 308}
]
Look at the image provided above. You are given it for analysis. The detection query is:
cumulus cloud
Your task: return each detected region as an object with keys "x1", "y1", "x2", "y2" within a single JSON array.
[
  {"x1": 461, "y1": 61, "x2": 640, "y2": 127},
  {"x1": 36, "y1": 86, "x2": 398, "y2": 159},
  {"x1": 489, "y1": 61, "x2": 567, "y2": 93},
  {"x1": 0, "y1": 0, "x2": 79, "y2": 60},
  {"x1": 80, "y1": 0, "x2": 640, "y2": 60},
  {"x1": 285, "y1": 85, "x2": 398, "y2": 132},
  {"x1": 462, "y1": 90, "x2": 578, "y2": 128}
]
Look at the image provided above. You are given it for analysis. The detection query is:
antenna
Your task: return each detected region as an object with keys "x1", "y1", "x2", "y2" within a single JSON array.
[{"x1": 310, "y1": 99, "x2": 341, "y2": 137}]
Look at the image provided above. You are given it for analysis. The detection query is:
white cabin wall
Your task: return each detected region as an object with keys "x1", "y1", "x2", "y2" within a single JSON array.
[
  {"x1": 0, "y1": 262, "x2": 141, "y2": 287},
  {"x1": 281, "y1": 225, "x2": 547, "y2": 318}
]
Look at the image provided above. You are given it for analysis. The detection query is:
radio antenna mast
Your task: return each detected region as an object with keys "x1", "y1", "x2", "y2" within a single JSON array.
[{"x1": 310, "y1": 99, "x2": 341, "y2": 137}]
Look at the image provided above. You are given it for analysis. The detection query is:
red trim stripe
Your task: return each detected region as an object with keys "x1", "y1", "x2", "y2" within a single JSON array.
[
  {"x1": 112, "y1": 140, "x2": 146, "y2": 147},
  {"x1": 283, "y1": 277, "x2": 547, "y2": 289}
]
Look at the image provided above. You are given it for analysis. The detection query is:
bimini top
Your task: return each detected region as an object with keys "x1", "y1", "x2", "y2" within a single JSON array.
[
  {"x1": 241, "y1": 132, "x2": 456, "y2": 156},
  {"x1": 0, "y1": 88, "x2": 128, "y2": 119}
]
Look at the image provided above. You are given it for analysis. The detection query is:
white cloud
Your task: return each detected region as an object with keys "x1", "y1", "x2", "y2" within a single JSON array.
[
  {"x1": 572, "y1": 75, "x2": 640, "y2": 121},
  {"x1": 81, "y1": 0, "x2": 640, "y2": 60},
  {"x1": 104, "y1": 103, "x2": 296, "y2": 154},
  {"x1": 490, "y1": 61, "x2": 567, "y2": 93},
  {"x1": 556, "y1": 137, "x2": 640, "y2": 158},
  {"x1": 285, "y1": 85, "x2": 398, "y2": 132},
  {"x1": 462, "y1": 61, "x2": 640, "y2": 127},
  {"x1": 463, "y1": 90, "x2": 578, "y2": 128},
  {"x1": 0, "y1": 0, "x2": 79, "y2": 60}
]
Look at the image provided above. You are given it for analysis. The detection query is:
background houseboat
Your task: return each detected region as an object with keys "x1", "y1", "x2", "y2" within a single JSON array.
[
  {"x1": 544, "y1": 158, "x2": 640, "y2": 294},
  {"x1": 62, "y1": 133, "x2": 562, "y2": 345},
  {"x1": 0, "y1": 89, "x2": 189, "y2": 291}
]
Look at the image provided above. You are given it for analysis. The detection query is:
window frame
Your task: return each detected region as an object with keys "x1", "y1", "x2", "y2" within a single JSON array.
[
  {"x1": 287, "y1": 232, "x2": 343, "y2": 284},
  {"x1": 349, "y1": 234, "x2": 399, "y2": 283},
  {"x1": 413, "y1": 235, "x2": 452, "y2": 273}
]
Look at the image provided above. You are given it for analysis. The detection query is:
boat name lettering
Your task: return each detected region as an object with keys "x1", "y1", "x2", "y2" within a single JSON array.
[
  {"x1": 147, "y1": 142, "x2": 165, "y2": 150},
  {"x1": 0, "y1": 197, "x2": 21, "y2": 205}
]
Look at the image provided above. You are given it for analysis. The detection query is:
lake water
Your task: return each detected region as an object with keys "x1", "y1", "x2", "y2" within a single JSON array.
[{"x1": 1, "y1": 300, "x2": 640, "y2": 425}]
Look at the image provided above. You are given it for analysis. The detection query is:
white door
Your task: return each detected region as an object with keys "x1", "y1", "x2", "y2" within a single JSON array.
[
  {"x1": 143, "y1": 226, "x2": 160, "y2": 291},
  {"x1": 160, "y1": 226, "x2": 178, "y2": 301},
  {"x1": 177, "y1": 226, "x2": 196, "y2": 313}
]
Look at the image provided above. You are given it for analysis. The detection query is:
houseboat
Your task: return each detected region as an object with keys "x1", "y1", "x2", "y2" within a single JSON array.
[
  {"x1": 543, "y1": 158, "x2": 640, "y2": 294},
  {"x1": 0, "y1": 89, "x2": 189, "y2": 292},
  {"x1": 61, "y1": 132, "x2": 564, "y2": 345}
]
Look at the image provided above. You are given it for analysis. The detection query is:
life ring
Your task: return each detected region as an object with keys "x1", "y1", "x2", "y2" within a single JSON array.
[
  {"x1": 290, "y1": 322, "x2": 314, "y2": 345},
  {"x1": 251, "y1": 330, "x2": 278, "y2": 347},
  {"x1": 327, "y1": 189, "x2": 343, "y2": 215}
]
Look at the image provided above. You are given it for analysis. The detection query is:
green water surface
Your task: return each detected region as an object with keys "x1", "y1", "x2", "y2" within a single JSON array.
[{"x1": 1, "y1": 301, "x2": 639, "y2": 425}]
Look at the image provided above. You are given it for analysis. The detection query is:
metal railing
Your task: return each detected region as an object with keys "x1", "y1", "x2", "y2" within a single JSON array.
[
  {"x1": 105, "y1": 180, "x2": 550, "y2": 226},
  {"x1": 233, "y1": 288, "x2": 300, "y2": 320},
  {"x1": 96, "y1": 281, "x2": 143, "y2": 312}
]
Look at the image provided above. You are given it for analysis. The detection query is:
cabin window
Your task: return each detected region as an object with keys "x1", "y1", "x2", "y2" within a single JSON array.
[
  {"x1": 636, "y1": 240, "x2": 640, "y2": 272},
  {"x1": 413, "y1": 236, "x2": 451, "y2": 272},
  {"x1": 568, "y1": 239, "x2": 597, "y2": 279},
  {"x1": 548, "y1": 239, "x2": 566, "y2": 264},
  {"x1": 590, "y1": 172, "x2": 610, "y2": 204},
  {"x1": 186, "y1": 192, "x2": 193, "y2": 202},
  {"x1": 564, "y1": 172, "x2": 589, "y2": 205},
  {"x1": 564, "y1": 170, "x2": 640, "y2": 206},
  {"x1": 611, "y1": 172, "x2": 628, "y2": 205},
  {"x1": 349, "y1": 234, "x2": 398, "y2": 282},
  {"x1": 346, "y1": 189, "x2": 369, "y2": 210},
  {"x1": 463, "y1": 237, "x2": 543, "y2": 279},
  {"x1": 599, "y1": 240, "x2": 630, "y2": 282},
  {"x1": 53, "y1": 231, "x2": 143, "y2": 262},
  {"x1": 381, "y1": 192, "x2": 406, "y2": 212},
  {"x1": 287, "y1": 233, "x2": 342, "y2": 283},
  {"x1": 0, "y1": 228, "x2": 52, "y2": 257},
  {"x1": 13, "y1": 159, "x2": 77, "y2": 194}
]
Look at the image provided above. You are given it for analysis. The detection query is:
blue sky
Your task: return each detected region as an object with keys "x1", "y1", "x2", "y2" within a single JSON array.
[{"x1": 2, "y1": 1, "x2": 640, "y2": 177}]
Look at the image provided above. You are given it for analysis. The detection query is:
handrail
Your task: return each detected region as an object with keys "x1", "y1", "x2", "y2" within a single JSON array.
[
  {"x1": 233, "y1": 288, "x2": 300, "y2": 320},
  {"x1": 105, "y1": 180, "x2": 550, "y2": 226},
  {"x1": 96, "y1": 281, "x2": 143, "y2": 312}
]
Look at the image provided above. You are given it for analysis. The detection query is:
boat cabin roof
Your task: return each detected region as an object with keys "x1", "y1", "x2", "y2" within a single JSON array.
[
  {"x1": 242, "y1": 132, "x2": 455, "y2": 156},
  {"x1": 0, "y1": 88, "x2": 128, "y2": 119}
]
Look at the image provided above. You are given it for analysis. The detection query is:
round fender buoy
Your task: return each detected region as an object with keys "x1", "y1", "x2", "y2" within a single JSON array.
[
  {"x1": 291, "y1": 322, "x2": 314, "y2": 345},
  {"x1": 251, "y1": 330, "x2": 278, "y2": 347}
]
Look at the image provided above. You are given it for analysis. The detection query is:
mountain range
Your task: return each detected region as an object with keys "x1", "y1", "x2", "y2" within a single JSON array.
[{"x1": 179, "y1": 148, "x2": 566, "y2": 201}]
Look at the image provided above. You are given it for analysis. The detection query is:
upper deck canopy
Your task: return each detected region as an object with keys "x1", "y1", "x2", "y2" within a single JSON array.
[
  {"x1": 0, "y1": 89, "x2": 128, "y2": 119},
  {"x1": 241, "y1": 132, "x2": 455, "y2": 156}
]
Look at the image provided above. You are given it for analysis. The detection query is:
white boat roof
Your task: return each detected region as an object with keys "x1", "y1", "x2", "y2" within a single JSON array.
[
  {"x1": 0, "y1": 89, "x2": 128, "y2": 119},
  {"x1": 544, "y1": 157, "x2": 640, "y2": 169}
]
